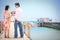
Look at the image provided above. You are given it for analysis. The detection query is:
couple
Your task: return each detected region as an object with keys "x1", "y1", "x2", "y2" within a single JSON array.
[{"x1": 3, "y1": 3, "x2": 23, "y2": 38}]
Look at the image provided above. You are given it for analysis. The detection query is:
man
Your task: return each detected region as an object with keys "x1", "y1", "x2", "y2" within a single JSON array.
[{"x1": 14, "y1": 3, "x2": 23, "y2": 38}]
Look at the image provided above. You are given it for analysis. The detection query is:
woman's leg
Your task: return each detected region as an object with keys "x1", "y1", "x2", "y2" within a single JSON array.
[
  {"x1": 4, "y1": 30, "x2": 6, "y2": 38},
  {"x1": 4, "y1": 28, "x2": 7, "y2": 38},
  {"x1": 7, "y1": 29, "x2": 9, "y2": 38},
  {"x1": 7, "y1": 25, "x2": 10, "y2": 38}
]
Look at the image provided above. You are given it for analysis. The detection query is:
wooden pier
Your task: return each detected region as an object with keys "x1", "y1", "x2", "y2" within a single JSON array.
[{"x1": 0, "y1": 21, "x2": 34, "y2": 40}]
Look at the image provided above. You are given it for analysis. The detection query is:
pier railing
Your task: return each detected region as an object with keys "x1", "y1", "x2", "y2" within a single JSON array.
[{"x1": 22, "y1": 22, "x2": 34, "y2": 39}]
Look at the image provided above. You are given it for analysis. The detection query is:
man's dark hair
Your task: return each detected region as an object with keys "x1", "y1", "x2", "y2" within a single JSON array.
[
  {"x1": 15, "y1": 3, "x2": 20, "y2": 7},
  {"x1": 5, "y1": 5, "x2": 9, "y2": 10}
]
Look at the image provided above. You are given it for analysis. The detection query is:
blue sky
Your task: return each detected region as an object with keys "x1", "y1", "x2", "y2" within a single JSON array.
[{"x1": 0, "y1": 0, "x2": 60, "y2": 22}]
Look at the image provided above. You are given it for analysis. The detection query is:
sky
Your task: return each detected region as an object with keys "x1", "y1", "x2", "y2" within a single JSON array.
[{"x1": 0, "y1": 0, "x2": 60, "y2": 22}]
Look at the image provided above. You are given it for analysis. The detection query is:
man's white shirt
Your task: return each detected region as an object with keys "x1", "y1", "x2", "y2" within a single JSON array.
[{"x1": 15, "y1": 7, "x2": 23, "y2": 21}]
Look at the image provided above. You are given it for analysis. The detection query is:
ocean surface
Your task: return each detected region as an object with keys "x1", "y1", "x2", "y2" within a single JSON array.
[{"x1": 30, "y1": 26, "x2": 60, "y2": 40}]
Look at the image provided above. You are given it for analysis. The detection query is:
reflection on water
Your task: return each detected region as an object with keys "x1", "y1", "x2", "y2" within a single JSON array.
[{"x1": 30, "y1": 26, "x2": 60, "y2": 40}]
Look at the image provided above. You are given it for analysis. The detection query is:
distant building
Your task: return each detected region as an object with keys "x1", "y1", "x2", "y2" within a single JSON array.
[{"x1": 37, "y1": 18, "x2": 52, "y2": 26}]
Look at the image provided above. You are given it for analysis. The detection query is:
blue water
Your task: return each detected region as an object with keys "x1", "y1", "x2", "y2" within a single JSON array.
[{"x1": 30, "y1": 26, "x2": 60, "y2": 40}]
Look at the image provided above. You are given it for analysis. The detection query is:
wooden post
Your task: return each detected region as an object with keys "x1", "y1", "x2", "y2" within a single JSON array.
[
  {"x1": 27, "y1": 22, "x2": 31, "y2": 38},
  {"x1": 23, "y1": 22, "x2": 27, "y2": 34},
  {"x1": 0, "y1": 22, "x2": 2, "y2": 33},
  {"x1": 27, "y1": 22, "x2": 34, "y2": 40}
]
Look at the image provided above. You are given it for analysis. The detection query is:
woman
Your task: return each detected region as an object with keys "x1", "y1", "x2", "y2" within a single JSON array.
[{"x1": 3, "y1": 5, "x2": 10, "y2": 38}]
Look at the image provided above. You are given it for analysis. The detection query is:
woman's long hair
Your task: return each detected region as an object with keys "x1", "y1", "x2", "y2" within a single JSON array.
[{"x1": 5, "y1": 5, "x2": 9, "y2": 10}]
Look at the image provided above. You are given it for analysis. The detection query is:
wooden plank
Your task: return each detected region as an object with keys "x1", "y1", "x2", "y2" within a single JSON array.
[{"x1": 0, "y1": 32, "x2": 30, "y2": 40}]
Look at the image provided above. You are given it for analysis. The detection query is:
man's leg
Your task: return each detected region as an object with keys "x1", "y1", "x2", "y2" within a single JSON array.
[
  {"x1": 18, "y1": 21, "x2": 23, "y2": 38},
  {"x1": 14, "y1": 20, "x2": 18, "y2": 38}
]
